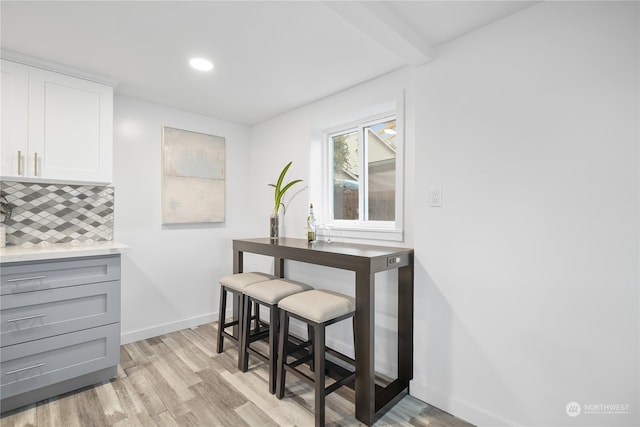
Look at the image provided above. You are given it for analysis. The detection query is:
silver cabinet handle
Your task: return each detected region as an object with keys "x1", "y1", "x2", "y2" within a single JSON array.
[
  {"x1": 6, "y1": 363, "x2": 45, "y2": 375},
  {"x1": 6, "y1": 314, "x2": 47, "y2": 323},
  {"x1": 17, "y1": 150, "x2": 22, "y2": 175},
  {"x1": 6, "y1": 276, "x2": 47, "y2": 283},
  {"x1": 34, "y1": 152, "x2": 38, "y2": 176}
]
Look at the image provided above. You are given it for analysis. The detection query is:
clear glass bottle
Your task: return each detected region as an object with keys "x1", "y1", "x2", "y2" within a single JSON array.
[{"x1": 307, "y1": 203, "x2": 316, "y2": 242}]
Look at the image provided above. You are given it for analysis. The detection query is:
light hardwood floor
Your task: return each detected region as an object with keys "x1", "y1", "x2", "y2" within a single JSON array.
[{"x1": 1, "y1": 322, "x2": 474, "y2": 427}]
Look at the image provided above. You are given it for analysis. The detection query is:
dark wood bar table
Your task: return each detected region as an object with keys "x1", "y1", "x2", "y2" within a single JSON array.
[{"x1": 232, "y1": 237, "x2": 414, "y2": 425}]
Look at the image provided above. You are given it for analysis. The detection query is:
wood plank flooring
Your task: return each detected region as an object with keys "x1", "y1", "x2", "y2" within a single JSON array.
[{"x1": 1, "y1": 322, "x2": 474, "y2": 427}]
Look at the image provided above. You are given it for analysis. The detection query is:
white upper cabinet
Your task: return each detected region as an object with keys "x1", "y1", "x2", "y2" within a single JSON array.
[
  {"x1": 1, "y1": 59, "x2": 113, "y2": 184},
  {"x1": 1, "y1": 60, "x2": 29, "y2": 177}
]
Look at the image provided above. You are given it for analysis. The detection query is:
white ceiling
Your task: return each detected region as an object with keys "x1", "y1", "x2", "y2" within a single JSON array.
[{"x1": 1, "y1": 1, "x2": 538, "y2": 126}]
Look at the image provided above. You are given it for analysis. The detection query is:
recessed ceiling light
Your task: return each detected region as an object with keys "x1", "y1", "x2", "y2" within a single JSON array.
[
  {"x1": 383, "y1": 128, "x2": 397, "y2": 135},
  {"x1": 189, "y1": 58, "x2": 214, "y2": 71}
]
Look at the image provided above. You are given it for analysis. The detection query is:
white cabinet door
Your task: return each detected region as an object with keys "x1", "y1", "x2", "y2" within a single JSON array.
[
  {"x1": 0, "y1": 60, "x2": 29, "y2": 177},
  {"x1": 28, "y1": 68, "x2": 113, "y2": 183}
]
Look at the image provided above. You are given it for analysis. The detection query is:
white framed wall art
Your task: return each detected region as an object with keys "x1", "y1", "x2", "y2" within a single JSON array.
[{"x1": 161, "y1": 126, "x2": 225, "y2": 224}]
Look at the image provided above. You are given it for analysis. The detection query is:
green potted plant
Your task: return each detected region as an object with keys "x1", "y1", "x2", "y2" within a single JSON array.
[{"x1": 268, "y1": 161, "x2": 303, "y2": 239}]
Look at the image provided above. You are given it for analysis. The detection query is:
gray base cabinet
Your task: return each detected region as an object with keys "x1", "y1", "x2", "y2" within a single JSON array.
[{"x1": 0, "y1": 254, "x2": 121, "y2": 413}]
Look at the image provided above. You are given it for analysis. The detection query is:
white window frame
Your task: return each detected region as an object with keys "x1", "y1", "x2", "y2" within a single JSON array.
[{"x1": 319, "y1": 108, "x2": 405, "y2": 242}]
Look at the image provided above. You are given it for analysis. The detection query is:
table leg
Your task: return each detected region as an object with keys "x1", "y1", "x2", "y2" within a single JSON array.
[
  {"x1": 274, "y1": 257, "x2": 285, "y2": 278},
  {"x1": 233, "y1": 250, "x2": 243, "y2": 275},
  {"x1": 398, "y1": 259, "x2": 413, "y2": 382},
  {"x1": 354, "y1": 270, "x2": 375, "y2": 425}
]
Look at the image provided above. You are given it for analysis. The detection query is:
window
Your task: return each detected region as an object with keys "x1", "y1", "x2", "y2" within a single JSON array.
[{"x1": 321, "y1": 111, "x2": 404, "y2": 241}]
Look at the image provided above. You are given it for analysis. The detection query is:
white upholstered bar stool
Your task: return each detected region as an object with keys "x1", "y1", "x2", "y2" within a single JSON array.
[
  {"x1": 276, "y1": 289, "x2": 356, "y2": 427},
  {"x1": 216, "y1": 272, "x2": 276, "y2": 365},
  {"x1": 239, "y1": 278, "x2": 313, "y2": 394}
]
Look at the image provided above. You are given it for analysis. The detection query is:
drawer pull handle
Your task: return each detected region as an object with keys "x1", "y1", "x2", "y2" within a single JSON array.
[
  {"x1": 6, "y1": 363, "x2": 45, "y2": 376},
  {"x1": 6, "y1": 314, "x2": 47, "y2": 323},
  {"x1": 6, "y1": 275, "x2": 47, "y2": 283}
]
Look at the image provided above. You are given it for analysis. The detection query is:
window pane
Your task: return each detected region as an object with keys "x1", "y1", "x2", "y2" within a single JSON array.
[
  {"x1": 366, "y1": 119, "x2": 396, "y2": 221},
  {"x1": 332, "y1": 131, "x2": 359, "y2": 220}
]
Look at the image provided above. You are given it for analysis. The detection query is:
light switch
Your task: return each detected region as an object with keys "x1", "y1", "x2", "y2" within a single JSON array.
[{"x1": 430, "y1": 187, "x2": 442, "y2": 207}]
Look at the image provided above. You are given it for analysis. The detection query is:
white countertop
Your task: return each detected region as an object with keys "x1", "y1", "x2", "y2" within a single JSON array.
[{"x1": 0, "y1": 241, "x2": 130, "y2": 263}]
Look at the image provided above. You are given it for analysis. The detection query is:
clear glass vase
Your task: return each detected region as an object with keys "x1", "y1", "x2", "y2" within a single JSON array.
[{"x1": 269, "y1": 214, "x2": 279, "y2": 240}]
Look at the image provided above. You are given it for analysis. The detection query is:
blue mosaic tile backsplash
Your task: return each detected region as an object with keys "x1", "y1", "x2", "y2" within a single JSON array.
[{"x1": 0, "y1": 181, "x2": 114, "y2": 246}]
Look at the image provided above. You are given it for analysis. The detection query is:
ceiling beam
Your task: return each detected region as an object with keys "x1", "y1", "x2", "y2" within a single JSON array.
[{"x1": 323, "y1": 1, "x2": 435, "y2": 66}]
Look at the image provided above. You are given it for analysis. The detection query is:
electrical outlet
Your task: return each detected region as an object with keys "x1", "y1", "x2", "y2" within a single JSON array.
[
  {"x1": 430, "y1": 187, "x2": 442, "y2": 207},
  {"x1": 387, "y1": 256, "x2": 403, "y2": 266}
]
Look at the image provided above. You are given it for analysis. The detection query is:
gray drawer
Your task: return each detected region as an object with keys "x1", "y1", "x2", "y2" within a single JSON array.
[
  {"x1": 1, "y1": 281, "x2": 120, "y2": 347},
  {"x1": 1, "y1": 255, "x2": 120, "y2": 295},
  {"x1": 0, "y1": 323, "x2": 120, "y2": 399}
]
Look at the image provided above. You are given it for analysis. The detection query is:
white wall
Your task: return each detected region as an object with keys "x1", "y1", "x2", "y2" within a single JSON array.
[
  {"x1": 112, "y1": 95, "x2": 252, "y2": 343},
  {"x1": 412, "y1": 2, "x2": 639, "y2": 426}
]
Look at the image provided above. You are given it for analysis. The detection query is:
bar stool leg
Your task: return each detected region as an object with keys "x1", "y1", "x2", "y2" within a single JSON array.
[
  {"x1": 307, "y1": 324, "x2": 315, "y2": 372},
  {"x1": 276, "y1": 309, "x2": 289, "y2": 399},
  {"x1": 239, "y1": 295, "x2": 252, "y2": 371},
  {"x1": 217, "y1": 286, "x2": 227, "y2": 353},
  {"x1": 314, "y1": 322, "x2": 326, "y2": 427},
  {"x1": 268, "y1": 304, "x2": 280, "y2": 394}
]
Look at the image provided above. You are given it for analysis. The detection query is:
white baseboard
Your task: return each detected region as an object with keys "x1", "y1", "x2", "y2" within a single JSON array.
[
  {"x1": 121, "y1": 312, "x2": 218, "y2": 344},
  {"x1": 409, "y1": 381, "x2": 518, "y2": 427}
]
